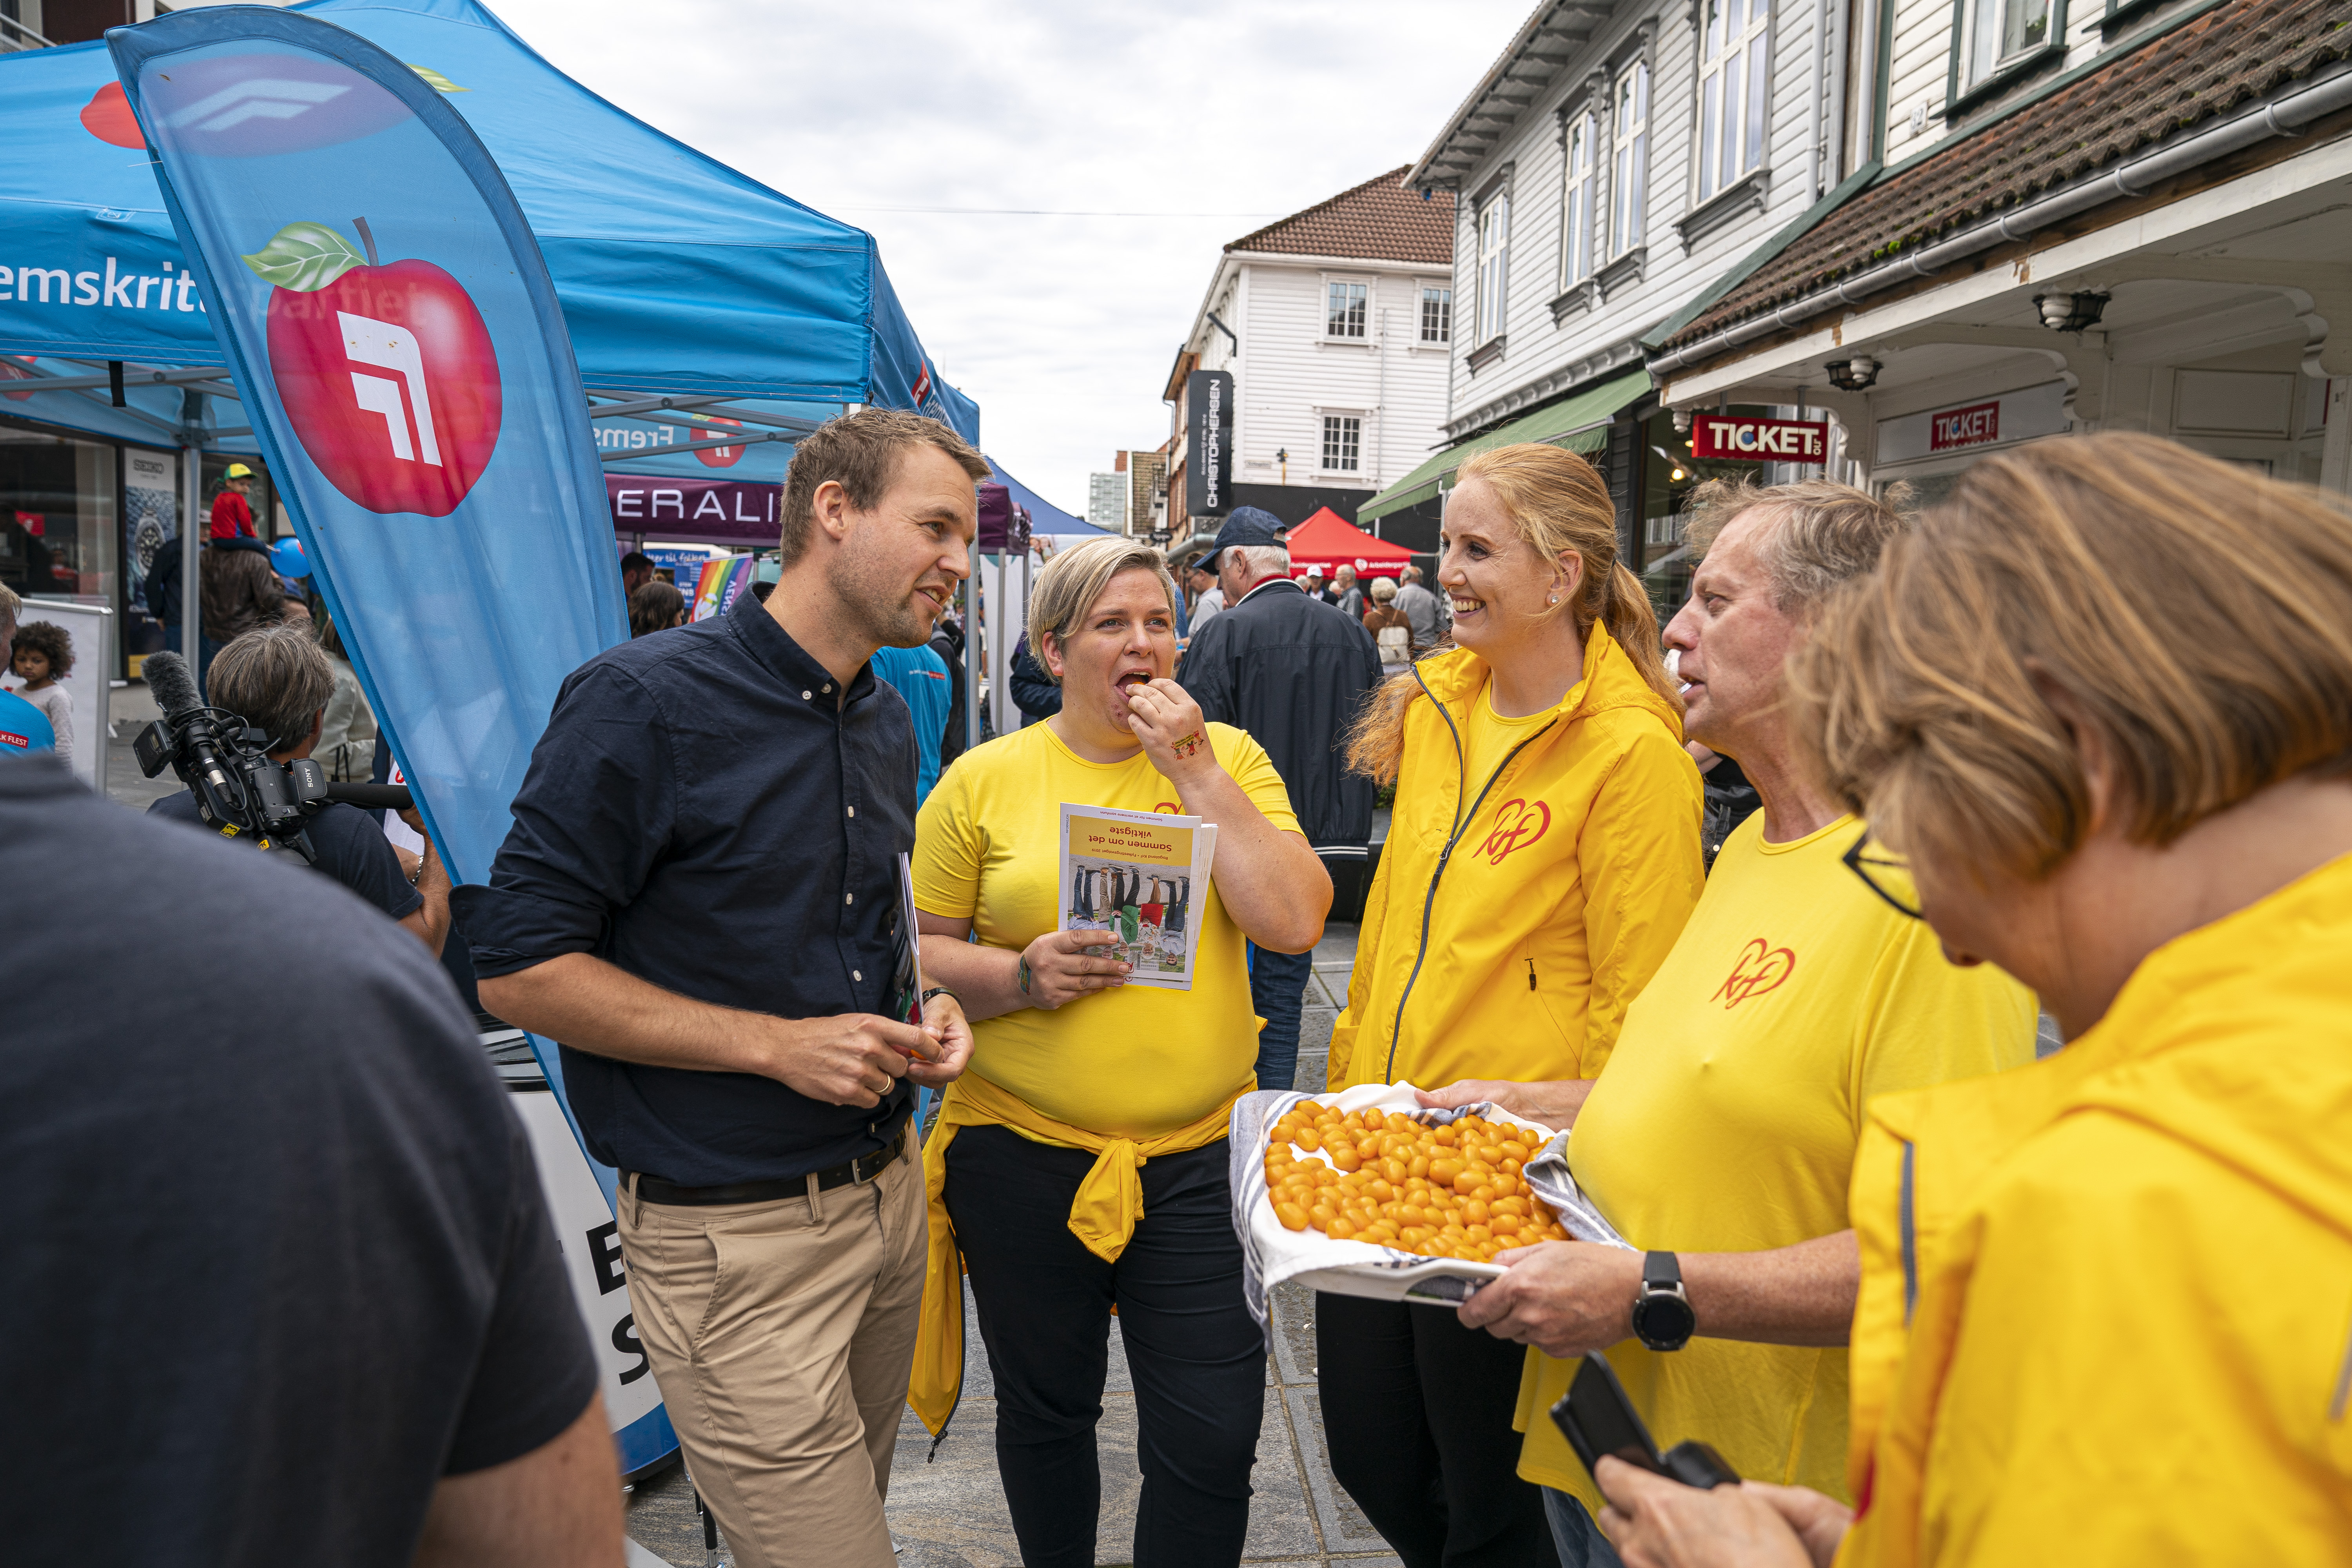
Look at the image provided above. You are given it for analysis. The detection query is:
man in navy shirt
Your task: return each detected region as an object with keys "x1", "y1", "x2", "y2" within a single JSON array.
[{"x1": 459, "y1": 408, "x2": 984, "y2": 1568}]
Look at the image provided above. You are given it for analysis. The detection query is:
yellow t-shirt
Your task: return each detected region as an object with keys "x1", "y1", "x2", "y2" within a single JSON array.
[
  {"x1": 912, "y1": 719, "x2": 1301, "y2": 1138},
  {"x1": 1463, "y1": 679, "x2": 1555, "y2": 804},
  {"x1": 1515, "y1": 812, "x2": 2038, "y2": 1511}
]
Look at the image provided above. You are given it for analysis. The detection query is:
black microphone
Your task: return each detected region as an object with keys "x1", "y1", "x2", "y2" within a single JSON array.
[
  {"x1": 324, "y1": 783, "x2": 412, "y2": 811},
  {"x1": 144, "y1": 648, "x2": 203, "y2": 724}
]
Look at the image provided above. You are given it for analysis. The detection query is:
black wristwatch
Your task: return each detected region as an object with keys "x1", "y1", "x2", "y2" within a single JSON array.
[
  {"x1": 1630, "y1": 1250, "x2": 1696, "y2": 1352},
  {"x1": 918, "y1": 986, "x2": 958, "y2": 1009}
]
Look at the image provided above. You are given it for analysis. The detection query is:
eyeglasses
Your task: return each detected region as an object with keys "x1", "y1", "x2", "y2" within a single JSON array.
[{"x1": 1842, "y1": 830, "x2": 1923, "y2": 920}]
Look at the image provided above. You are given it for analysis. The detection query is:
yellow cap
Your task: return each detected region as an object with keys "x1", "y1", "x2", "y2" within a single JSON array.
[{"x1": 224, "y1": 462, "x2": 256, "y2": 480}]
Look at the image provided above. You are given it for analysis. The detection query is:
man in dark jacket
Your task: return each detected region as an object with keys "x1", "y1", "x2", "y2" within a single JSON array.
[
  {"x1": 1178, "y1": 506, "x2": 1381, "y2": 1093},
  {"x1": 930, "y1": 611, "x2": 968, "y2": 768}
]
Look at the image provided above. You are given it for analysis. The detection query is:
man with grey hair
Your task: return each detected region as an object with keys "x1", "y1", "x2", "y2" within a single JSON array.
[
  {"x1": 0, "y1": 582, "x2": 59, "y2": 759},
  {"x1": 1179, "y1": 506, "x2": 1381, "y2": 1094},
  {"x1": 1430, "y1": 476, "x2": 2036, "y2": 1566},
  {"x1": 1394, "y1": 562, "x2": 1444, "y2": 651},
  {"x1": 147, "y1": 624, "x2": 450, "y2": 954}
]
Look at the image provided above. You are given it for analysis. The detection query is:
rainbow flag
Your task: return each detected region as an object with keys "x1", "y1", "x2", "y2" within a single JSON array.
[{"x1": 690, "y1": 555, "x2": 754, "y2": 622}]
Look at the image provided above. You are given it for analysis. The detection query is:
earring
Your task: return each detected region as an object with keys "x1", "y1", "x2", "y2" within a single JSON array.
[{"x1": 1548, "y1": 593, "x2": 1558, "y2": 605}]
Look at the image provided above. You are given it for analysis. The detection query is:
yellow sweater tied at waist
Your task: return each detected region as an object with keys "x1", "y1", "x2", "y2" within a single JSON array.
[{"x1": 908, "y1": 1069, "x2": 1249, "y2": 1445}]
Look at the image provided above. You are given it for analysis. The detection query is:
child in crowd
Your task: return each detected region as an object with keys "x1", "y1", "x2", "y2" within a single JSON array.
[{"x1": 7, "y1": 620, "x2": 74, "y2": 766}]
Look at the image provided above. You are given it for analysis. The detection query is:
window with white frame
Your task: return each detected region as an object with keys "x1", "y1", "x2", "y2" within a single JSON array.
[
  {"x1": 1326, "y1": 279, "x2": 1368, "y2": 339},
  {"x1": 1609, "y1": 61, "x2": 1648, "y2": 257},
  {"x1": 1321, "y1": 414, "x2": 1362, "y2": 472},
  {"x1": 1696, "y1": 0, "x2": 1770, "y2": 203},
  {"x1": 1476, "y1": 194, "x2": 1510, "y2": 343},
  {"x1": 1562, "y1": 108, "x2": 1598, "y2": 285},
  {"x1": 1420, "y1": 286, "x2": 1452, "y2": 342},
  {"x1": 1960, "y1": 0, "x2": 2049, "y2": 87}
]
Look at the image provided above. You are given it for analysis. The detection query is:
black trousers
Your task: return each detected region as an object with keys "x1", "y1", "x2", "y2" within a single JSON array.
[
  {"x1": 1317, "y1": 1292, "x2": 1563, "y2": 1568},
  {"x1": 944, "y1": 1124, "x2": 1264, "y2": 1568}
]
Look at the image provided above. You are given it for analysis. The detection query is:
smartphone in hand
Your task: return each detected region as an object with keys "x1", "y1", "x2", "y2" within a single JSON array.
[{"x1": 1550, "y1": 1352, "x2": 1741, "y2": 1490}]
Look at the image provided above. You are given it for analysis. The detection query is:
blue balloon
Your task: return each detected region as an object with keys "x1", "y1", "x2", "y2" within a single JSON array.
[{"x1": 270, "y1": 538, "x2": 310, "y2": 580}]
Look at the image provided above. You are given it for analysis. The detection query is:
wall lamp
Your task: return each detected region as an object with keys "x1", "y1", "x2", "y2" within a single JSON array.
[
  {"x1": 1824, "y1": 355, "x2": 1880, "y2": 391},
  {"x1": 2033, "y1": 291, "x2": 2109, "y2": 332}
]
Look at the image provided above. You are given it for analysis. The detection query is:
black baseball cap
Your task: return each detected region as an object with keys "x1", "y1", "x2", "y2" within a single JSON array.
[{"x1": 1199, "y1": 506, "x2": 1288, "y2": 571}]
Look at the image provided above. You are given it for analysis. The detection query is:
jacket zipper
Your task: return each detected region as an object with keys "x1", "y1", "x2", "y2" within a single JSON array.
[
  {"x1": 1899, "y1": 1140, "x2": 1919, "y2": 1324},
  {"x1": 1383, "y1": 666, "x2": 1557, "y2": 1083}
]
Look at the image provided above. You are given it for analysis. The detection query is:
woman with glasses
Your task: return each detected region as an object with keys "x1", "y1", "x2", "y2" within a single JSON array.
[
  {"x1": 1584, "y1": 434, "x2": 2352, "y2": 1566},
  {"x1": 1444, "y1": 475, "x2": 2035, "y2": 1568}
]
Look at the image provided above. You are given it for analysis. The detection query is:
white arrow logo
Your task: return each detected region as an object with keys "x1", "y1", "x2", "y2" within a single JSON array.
[
  {"x1": 166, "y1": 78, "x2": 350, "y2": 134},
  {"x1": 339, "y1": 311, "x2": 441, "y2": 466}
]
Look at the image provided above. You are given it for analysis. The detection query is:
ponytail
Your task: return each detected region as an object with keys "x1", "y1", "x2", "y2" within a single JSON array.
[{"x1": 1600, "y1": 562, "x2": 1681, "y2": 711}]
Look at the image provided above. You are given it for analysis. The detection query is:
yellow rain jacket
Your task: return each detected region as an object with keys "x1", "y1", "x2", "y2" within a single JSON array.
[
  {"x1": 1328, "y1": 621, "x2": 1704, "y2": 1092},
  {"x1": 1839, "y1": 852, "x2": 2352, "y2": 1567}
]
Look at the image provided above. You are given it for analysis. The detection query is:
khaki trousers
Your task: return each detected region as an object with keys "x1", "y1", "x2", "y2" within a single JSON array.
[{"x1": 620, "y1": 1131, "x2": 926, "y2": 1568}]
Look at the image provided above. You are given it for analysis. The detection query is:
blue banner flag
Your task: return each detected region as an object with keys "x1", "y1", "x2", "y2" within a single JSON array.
[
  {"x1": 109, "y1": 5, "x2": 665, "y2": 1471},
  {"x1": 107, "y1": 10, "x2": 625, "y2": 885}
]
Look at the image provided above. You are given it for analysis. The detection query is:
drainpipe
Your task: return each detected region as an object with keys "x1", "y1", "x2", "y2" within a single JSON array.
[
  {"x1": 1808, "y1": 0, "x2": 1829, "y2": 200},
  {"x1": 1374, "y1": 306, "x2": 1389, "y2": 495}
]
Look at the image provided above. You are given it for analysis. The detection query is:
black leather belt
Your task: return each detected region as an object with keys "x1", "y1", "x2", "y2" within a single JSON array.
[{"x1": 629, "y1": 1125, "x2": 907, "y2": 1207}]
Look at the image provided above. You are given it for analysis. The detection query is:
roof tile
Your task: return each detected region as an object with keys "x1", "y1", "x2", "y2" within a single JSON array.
[{"x1": 1226, "y1": 167, "x2": 1457, "y2": 265}]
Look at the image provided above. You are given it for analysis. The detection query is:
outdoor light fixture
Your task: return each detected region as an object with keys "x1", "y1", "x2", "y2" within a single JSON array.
[
  {"x1": 1824, "y1": 355, "x2": 1880, "y2": 391},
  {"x1": 2034, "y1": 291, "x2": 2109, "y2": 332},
  {"x1": 1671, "y1": 408, "x2": 1692, "y2": 435}
]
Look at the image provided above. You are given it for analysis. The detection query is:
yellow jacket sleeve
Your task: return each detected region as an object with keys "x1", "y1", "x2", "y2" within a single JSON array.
[{"x1": 1571, "y1": 726, "x2": 1704, "y2": 1078}]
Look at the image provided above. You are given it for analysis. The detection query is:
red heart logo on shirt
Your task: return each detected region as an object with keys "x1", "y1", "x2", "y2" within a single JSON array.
[{"x1": 1713, "y1": 938, "x2": 1795, "y2": 1008}]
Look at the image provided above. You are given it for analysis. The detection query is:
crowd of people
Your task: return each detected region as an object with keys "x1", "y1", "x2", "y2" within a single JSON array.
[{"x1": 8, "y1": 405, "x2": 2347, "y2": 1568}]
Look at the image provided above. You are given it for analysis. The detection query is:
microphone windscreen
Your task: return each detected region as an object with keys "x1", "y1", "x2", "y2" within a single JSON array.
[
  {"x1": 323, "y1": 783, "x2": 412, "y2": 811},
  {"x1": 145, "y1": 650, "x2": 203, "y2": 723}
]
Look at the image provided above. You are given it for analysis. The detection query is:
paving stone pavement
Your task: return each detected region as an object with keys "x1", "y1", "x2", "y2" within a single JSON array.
[{"x1": 625, "y1": 929, "x2": 1388, "y2": 1568}]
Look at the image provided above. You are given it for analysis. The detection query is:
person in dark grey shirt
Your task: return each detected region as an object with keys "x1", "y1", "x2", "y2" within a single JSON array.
[
  {"x1": 0, "y1": 755, "x2": 615, "y2": 1567},
  {"x1": 457, "y1": 409, "x2": 985, "y2": 1568}
]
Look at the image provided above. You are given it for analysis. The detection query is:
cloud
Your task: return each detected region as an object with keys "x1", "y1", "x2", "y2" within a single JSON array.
[{"x1": 493, "y1": 0, "x2": 1530, "y2": 514}]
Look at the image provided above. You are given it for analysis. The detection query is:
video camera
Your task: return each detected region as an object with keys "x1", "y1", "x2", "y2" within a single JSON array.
[{"x1": 134, "y1": 649, "x2": 411, "y2": 864}]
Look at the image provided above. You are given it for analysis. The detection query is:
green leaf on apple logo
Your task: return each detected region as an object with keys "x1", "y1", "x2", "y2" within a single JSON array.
[{"x1": 238, "y1": 222, "x2": 367, "y2": 293}]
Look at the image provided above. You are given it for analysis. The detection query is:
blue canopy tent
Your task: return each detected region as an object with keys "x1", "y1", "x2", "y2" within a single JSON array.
[
  {"x1": 985, "y1": 459, "x2": 1111, "y2": 537},
  {"x1": 0, "y1": 0, "x2": 978, "y2": 431}
]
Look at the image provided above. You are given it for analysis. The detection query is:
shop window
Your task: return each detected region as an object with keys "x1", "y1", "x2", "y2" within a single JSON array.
[
  {"x1": 1562, "y1": 109, "x2": 1599, "y2": 287},
  {"x1": 1321, "y1": 415, "x2": 1362, "y2": 473},
  {"x1": 1610, "y1": 61, "x2": 1650, "y2": 257},
  {"x1": 1420, "y1": 287, "x2": 1452, "y2": 343},
  {"x1": 1326, "y1": 280, "x2": 1368, "y2": 339},
  {"x1": 1696, "y1": 0, "x2": 1770, "y2": 204},
  {"x1": 1, "y1": 426, "x2": 117, "y2": 613}
]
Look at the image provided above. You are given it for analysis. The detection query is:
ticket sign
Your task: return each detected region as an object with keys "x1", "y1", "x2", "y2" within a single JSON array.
[
  {"x1": 1930, "y1": 400, "x2": 2001, "y2": 452},
  {"x1": 1690, "y1": 414, "x2": 1829, "y2": 464}
]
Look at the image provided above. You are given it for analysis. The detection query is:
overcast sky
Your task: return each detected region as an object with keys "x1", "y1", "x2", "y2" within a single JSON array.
[{"x1": 491, "y1": 0, "x2": 1532, "y2": 515}]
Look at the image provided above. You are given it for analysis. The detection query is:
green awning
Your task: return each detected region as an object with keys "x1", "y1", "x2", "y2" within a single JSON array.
[{"x1": 1358, "y1": 368, "x2": 1651, "y2": 524}]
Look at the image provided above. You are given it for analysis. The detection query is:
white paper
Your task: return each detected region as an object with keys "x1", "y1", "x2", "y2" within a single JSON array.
[{"x1": 1056, "y1": 801, "x2": 1217, "y2": 991}]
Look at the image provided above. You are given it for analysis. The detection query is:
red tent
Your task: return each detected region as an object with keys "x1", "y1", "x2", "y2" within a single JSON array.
[{"x1": 1282, "y1": 506, "x2": 1416, "y2": 579}]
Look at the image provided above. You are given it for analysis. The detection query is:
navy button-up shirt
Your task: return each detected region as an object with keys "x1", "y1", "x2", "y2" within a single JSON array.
[{"x1": 455, "y1": 592, "x2": 917, "y2": 1185}]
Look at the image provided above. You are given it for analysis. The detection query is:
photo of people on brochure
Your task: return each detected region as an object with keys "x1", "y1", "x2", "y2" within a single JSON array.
[{"x1": 1058, "y1": 802, "x2": 1218, "y2": 990}]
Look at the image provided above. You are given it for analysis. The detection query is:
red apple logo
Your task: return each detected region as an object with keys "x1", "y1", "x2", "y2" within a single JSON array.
[
  {"x1": 80, "y1": 82, "x2": 145, "y2": 149},
  {"x1": 694, "y1": 415, "x2": 746, "y2": 469},
  {"x1": 243, "y1": 219, "x2": 500, "y2": 518}
]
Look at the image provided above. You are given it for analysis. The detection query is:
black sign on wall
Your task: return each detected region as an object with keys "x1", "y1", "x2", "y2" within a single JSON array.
[{"x1": 1185, "y1": 370, "x2": 1234, "y2": 519}]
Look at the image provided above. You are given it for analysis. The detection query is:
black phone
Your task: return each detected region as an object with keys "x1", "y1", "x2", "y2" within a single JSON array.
[{"x1": 1549, "y1": 1352, "x2": 1741, "y2": 1491}]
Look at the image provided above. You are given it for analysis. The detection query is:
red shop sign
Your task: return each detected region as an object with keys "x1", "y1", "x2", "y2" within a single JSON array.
[
  {"x1": 1690, "y1": 414, "x2": 1828, "y2": 464},
  {"x1": 1929, "y1": 400, "x2": 2001, "y2": 452}
]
